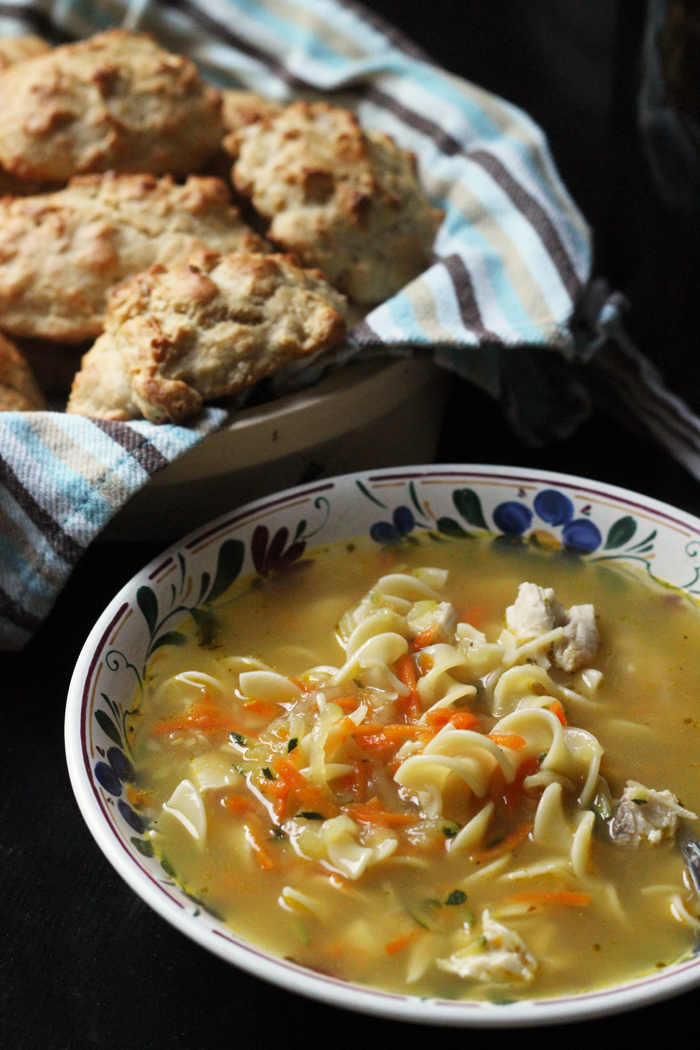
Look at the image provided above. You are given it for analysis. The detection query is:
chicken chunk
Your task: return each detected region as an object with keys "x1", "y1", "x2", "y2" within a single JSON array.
[
  {"x1": 610, "y1": 780, "x2": 697, "y2": 847},
  {"x1": 436, "y1": 910, "x2": 538, "y2": 985},
  {"x1": 506, "y1": 582, "x2": 566, "y2": 642},
  {"x1": 506, "y1": 582, "x2": 600, "y2": 672},
  {"x1": 552, "y1": 604, "x2": 600, "y2": 673}
]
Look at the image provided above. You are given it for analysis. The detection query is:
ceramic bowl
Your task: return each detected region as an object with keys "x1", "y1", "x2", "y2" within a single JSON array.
[{"x1": 65, "y1": 464, "x2": 700, "y2": 1027}]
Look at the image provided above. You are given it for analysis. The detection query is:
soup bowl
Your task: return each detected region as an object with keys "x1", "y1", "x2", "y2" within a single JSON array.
[{"x1": 65, "y1": 464, "x2": 700, "y2": 1026}]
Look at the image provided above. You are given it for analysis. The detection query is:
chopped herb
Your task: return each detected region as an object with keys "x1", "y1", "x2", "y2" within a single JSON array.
[
  {"x1": 288, "y1": 738, "x2": 298, "y2": 753},
  {"x1": 444, "y1": 890, "x2": 468, "y2": 906},
  {"x1": 262, "y1": 767, "x2": 276, "y2": 781},
  {"x1": 443, "y1": 826, "x2": 458, "y2": 838},
  {"x1": 353, "y1": 678, "x2": 363, "y2": 689},
  {"x1": 632, "y1": 798, "x2": 648, "y2": 805},
  {"x1": 538, "y1": 752, "x2": 548, "y2": 763},
  {"x1": 299, "y1": 811, "x2": 324, "y2": 820},
  {"x1": 476, "y1": 935, "x2": 487, "y2": 948},
  {"x1": 269, "y1": 826, "x2": 285, "y2": 839},
  {"x1": 230, "y1": 732, "x2": 247, "y2": 748},
  {"x1": 464, "y1": 909, "x2": 475, "y2": 926},
  {"x1": 486, "y1": 835, "x2": 505, "y2": 849}
]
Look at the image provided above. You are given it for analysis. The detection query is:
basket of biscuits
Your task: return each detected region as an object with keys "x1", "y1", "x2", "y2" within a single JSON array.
[{"x1": 0, "y1": 0, "x2": 593, "y2": 648}]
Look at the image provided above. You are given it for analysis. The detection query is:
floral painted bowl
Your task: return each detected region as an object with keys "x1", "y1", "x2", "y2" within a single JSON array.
[{"x1": 65, "y1": 464, "x2": 700, "y2": 1027}]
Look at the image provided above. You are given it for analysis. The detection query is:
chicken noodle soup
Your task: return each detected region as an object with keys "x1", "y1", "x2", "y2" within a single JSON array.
[{"x1": 128, "y1": 536, "x2": 700, "y2": 1000}]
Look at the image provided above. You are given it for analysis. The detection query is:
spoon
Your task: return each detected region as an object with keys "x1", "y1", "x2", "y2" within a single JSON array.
[{"x1": 678, "y1": 822, "x2": 700, "y2": 900}]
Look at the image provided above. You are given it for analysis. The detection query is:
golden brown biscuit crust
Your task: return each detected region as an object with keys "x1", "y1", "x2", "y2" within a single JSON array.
[
  {"x1": 222, "y1": 90, "x2": 284, "y2": 155},
  {"x1": 230, "y1": 100, "x2": 443, "y2": 304},
  {"x1": 67, "y1": 249, "x2": 348, "y2": 423},
  {"x1": 0, "y1": 34, "x2": 51, "y2": 71},
  {"x1": 0, "y1": 29, "x2": 223, "y2": 183},
  {"x1": 0, "y1": 172, "x2": 268, "y2": 343},
  {"x1": 0, "y1": 330, "x2": 45, "y2": 410}
]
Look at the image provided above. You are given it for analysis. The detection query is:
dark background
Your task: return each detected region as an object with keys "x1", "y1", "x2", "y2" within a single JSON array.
[{"x1": 4, "y1": 2, "x2": 700, "y2": 1048}]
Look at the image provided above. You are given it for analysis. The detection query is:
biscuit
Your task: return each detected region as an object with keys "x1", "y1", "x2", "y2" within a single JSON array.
[
  {"x1": 67, "y1": 249, "x2": 348, "y2": 423},
  {"x1": 230, "y1": 101, "x2": 443, "y2": 304},
  {"x1": 0, "y1": 34, "x2": 51, "y2": 71},
  {"x1": 0, "y1": 29, "x2": 223, "y2": 183},
  {"x1": 0, "y1": 331, "x2": 45, "y2": 410},
  {"x1": 222, "y1": 90, "x2": 283, "y2": 155},
  {"x1": 0, "y1": 173, "x2": 268, "y2": 342}
]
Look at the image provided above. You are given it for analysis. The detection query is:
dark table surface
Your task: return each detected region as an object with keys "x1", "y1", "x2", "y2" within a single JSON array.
[{"x1": 4, "y1": 2, "x2": 700, "y2": 1048}]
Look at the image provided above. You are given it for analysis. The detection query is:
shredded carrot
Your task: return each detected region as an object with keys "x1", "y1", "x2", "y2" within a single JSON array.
[
  {"x1": 243, "y1": 821, "x2": 275, "y2": 871},
  {"x1": 416, "y1": 651, "x2": 434, "y2": 675},
  {"x1": 343, "y1": 798, "x2": 418, "y2": 826},
  {"x1": 488, "y1": 755, "x2": 539, "y2": 817},
  {"x1": 224, "y1": 794, "x2": 257, "y2": 816},
  {"x1": 271, "y1": 754, "x2": 339, "y2": 818},
  {"x1": 487, "y1": 733, "x2": 527, "y2": 750},
  {"x1": 449, "y1": 710, "x2": 480, "y2": 731},
  {"x1": 334, "y1": 696, "x2": 363, "y2": 712},
  {"x1": 425, "y1": 708, "x2": 480, "y2": 730},
  {"x1": 410, "y1": 625, "x2": 439, "y2": 653},
  {"x1": 425, "y1": 707, "x2": 451, "y2": 728},
  {"x1": 385, "y1": 932, "x2": 416, "y2": 956},
  {"x1": 243, "y1": 699, "x2": 280, "y2": 718},
  {"x1": 396, "y1": 653, "x2": 422, "y2": 720},
  {"x1": 151, "y1": 701, "x2": 246, "y2": 737},
  {"x1": 509, "y1": 891, "x2": 590, "y2": 908},
  {"x1": 469, "y1": 821, "x2": 533, "y2": 863},
  {"x1": 548, "y1": 700, "x2": 567, "y2": 725}
]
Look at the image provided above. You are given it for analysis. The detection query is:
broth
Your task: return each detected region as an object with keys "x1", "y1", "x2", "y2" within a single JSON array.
[{"x1": 128, "y1": 535, "x2": 700, "y2": 1000}]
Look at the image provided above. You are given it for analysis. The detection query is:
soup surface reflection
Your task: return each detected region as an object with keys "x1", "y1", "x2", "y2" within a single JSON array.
[{"x1": 129, "y1": 535, "x2": 700, "y2": 1000}]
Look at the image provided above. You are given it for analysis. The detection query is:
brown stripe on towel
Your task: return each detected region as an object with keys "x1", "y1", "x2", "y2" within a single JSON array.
[
  {"x1": 0, "y1": 454, "x2": 83, "y2": 566},
  {"x1": 0, "y1": 583, "x2": 42, "y2": 633},
  {"x1": 349, "y1": 317, "x2": 383, "y2": 346},
  {"x1": 362, "y1": 84, "x2": 463, "y2": 155},
  {"x1": 91, "y1": 420, "x2": 170, "y2": 476},
  {"x1": 468, "y1": 149, "x2": 583, "y2": 302},
  {"x1": 443, "y1": 254, "x2": 501, "y2": 342}
]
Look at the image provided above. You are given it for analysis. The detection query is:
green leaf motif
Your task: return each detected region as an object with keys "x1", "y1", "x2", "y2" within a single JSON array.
[
  {"x1": 604, "y1": 516, "x2": 637, "y2": 550},
  {"x1": 151, "y1": 631, "x2": 187, "y2": 652},
  {"x1": 95, "y1": 709, "x2": 122, "y2": 748},
  {"x1": 206, "y1": 539, "x2": 245, "y2": 604},
  {"x1": 453, "y1": 488, "x2": 489, "y2": 530},
  {"x1": 131, "y1": 837, "x2": 154, "y2": 858},
  {"x1": 136, "y1": 586, "x2": 158, "y2": 636},
  {"x1": 294, "y1": 519, "x2": 307, "y2": 542},
  {"x1": 437, "y1": 517, "x2": 470, "y2": 538}
]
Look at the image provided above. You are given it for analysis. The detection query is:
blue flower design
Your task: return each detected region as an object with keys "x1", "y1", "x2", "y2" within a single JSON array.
[
  {"x1": 534, "y1": 489, "x2": 574, "y2": 527},
  {"x1": 370, "y1": 506, "x2": 416, "y2": 544},
  {"x1": 118, "y1": 800, "x2": 146, "y2": 834},
  {"x1": 493, "y1": 502, "x2": 533, "y2": 536},
  {"x1": 562, "y1": 519, "x2": 602, "y2": 553},
  {"x1": 95, "y1": 761, "x2": 122, "y2": 796}
]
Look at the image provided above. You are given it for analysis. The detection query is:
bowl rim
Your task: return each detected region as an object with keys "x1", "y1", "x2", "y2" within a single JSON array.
[{"x1": 65, "y1": 462, "x2": 700, "y2": 1027}]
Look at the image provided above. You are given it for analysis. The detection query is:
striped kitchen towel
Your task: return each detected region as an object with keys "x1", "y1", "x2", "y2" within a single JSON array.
[{"x1": 1, "y1": 0, "x2": 698, "y2": 650}]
